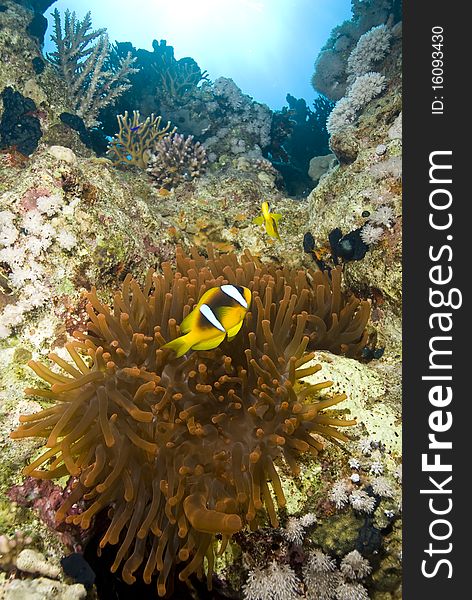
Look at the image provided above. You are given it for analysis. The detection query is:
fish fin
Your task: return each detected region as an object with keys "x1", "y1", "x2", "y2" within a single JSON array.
[
  {"x1": 271, "y1": 213, "x2": 283, "y2": 223},
  {"x1": 226, "y1": 320, "x2": 243, "y2": 341},
  {"x1": 253, "y1": 216, "x2": 264, "y2": 225},
  {"x1": 191, "y1": 333, "x2": 226, "y2": 351},
  {"x1": 161, "y1": 334, "x2": 192, "y2": 358},
  {"x1": 179, "y1": 309, "x2": 198, "y2": 334}
]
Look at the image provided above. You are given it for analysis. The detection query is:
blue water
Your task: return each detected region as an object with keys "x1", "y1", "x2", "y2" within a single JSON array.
[{"x1": 43, "y1": 0, "x2": 352, "y2": 110}]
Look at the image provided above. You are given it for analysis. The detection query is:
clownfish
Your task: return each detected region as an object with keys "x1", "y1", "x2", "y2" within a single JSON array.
[
  {"x1": 162, "y1": 284, "x2": 252, "y2": 358},
  {"x1": 253, "y1": 201, "x2": 283, "y2": 240}
]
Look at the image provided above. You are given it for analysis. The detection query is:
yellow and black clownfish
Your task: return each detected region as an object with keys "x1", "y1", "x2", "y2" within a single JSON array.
[{"x1": 162, "y1": 284, "x2": 252, "y2": 358}]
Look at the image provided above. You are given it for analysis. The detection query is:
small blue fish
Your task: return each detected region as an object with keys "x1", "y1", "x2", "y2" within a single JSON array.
[{"x1": 130, "y1": 124, "x2": 142, "y2": 132}]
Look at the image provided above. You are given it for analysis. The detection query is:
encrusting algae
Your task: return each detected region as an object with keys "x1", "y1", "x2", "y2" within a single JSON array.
[{"x1": 10, "y1": 246, "x2": 370, "y2": 596}]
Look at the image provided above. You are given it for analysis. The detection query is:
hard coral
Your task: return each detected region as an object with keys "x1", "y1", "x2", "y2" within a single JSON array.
[
  {"x1": 147, "y1": 133, "x2": 208, "y2": 190},
  {"x1": 48, "y1": 9, "x2": 137, "y2": 127},
  {"x1": 106, "y1": 111, "x2": 175, "y2": 169},
  {"x1": 10, "y1": 246, "x2": 368, "y2": 596}
]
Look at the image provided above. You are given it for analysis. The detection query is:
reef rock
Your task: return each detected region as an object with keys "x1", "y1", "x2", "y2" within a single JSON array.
[
  {"x1": 0, "y1": 577, "x2": 86, "y2": 600},
  {"x1": 308, "y1": 153, "x2": 337, "y2": 184}
]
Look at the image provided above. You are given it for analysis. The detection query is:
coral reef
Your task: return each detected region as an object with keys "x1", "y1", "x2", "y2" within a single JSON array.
[
  {"x1": 311, "y1": 0, "x2": 400, "y2": 101},
  {"x1": 0, "y1": 87, "x2": 42, "y2": 156},
  {"x1": 47, "y1": 9, "x2": 137, "y2": 127},
  {"x1": 347, "y1": 25, "x2": 392, "y2": 77},
  {"x1": 106, "y1": 111, "x2": 175, "y2": 169},
  {"x1": 327, "y1": 72, "x2": 387, "y2": 135},
  {"x1": 266, "y1": 94, "x2": 335, "y2": 196},
  {"x1": 244, "y1": 561, "x2": 301, "y2": 600},
  {"x1": 10, "y1": 245, "x2": 367, "y2": 595},
  {"x1": 0, "y1": 1, "x2": 403, "y2": 598},
  {"x1": 147, "y1": 133, "x2": 208, "y2": 190}
]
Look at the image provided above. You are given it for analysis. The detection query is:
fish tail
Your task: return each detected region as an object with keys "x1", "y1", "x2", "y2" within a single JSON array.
[{"x1": 162, "y1": 334, "x2": 192, "y2": 358}]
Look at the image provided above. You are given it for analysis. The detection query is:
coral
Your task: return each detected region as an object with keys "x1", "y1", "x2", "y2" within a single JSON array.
[
  {"x1": 150, "y1": 39, "x2": 210, "y2": 103},
  {"x1": 281, "y1": 513, "x2": 317, "y2": 544},
  {"x1": 369, "y1": 461, "x2": 383, "y2": 475},
  {"x1": 347, "y1": 25, "x2": 392, "y2": 76},
  {"x1": 329, "y1": 480, "x2": 351, "y2": 509},
  {"x1": 243, "y1": 562, "x2": 301, "y2": 600},
  {"x1": 201, "y1": 77, "x2": 273, "y2": 162},
  {"x1": 0, "y1": 87, "x2": 42, "y2": 156},
  {"x1": 106, "y1": 111, "x2": 175, "y2": 169},
  {"x1": 7, "y1": 477, "x2": 90, "y2": 551},
  {"x1": 325, "y1": 98, "x2": 357, "y2": 135},
  {"x1": 348, "y1": 458, "x2": 361, "y2": 470},
  {"x1": 0, "y1": 531, "x2": 33, "y2": 572},
  {"x1": 0, "y1": 577, "x2": 87, "y2": 599},
  {"x1": 335, "y1": 581, "x2": 369, "y2": 600},
  {"x1": 16, "y1": 548, "x2": 61, "y2": 579},
  {"x1": 0, "y1": 189, "x2": 77, "y2": 339},
  {"x1": 327, "y1": 72, "x2": 387, "y2": 135},
  {"x1": 303, "y1": 548, "x2": 372, "y2": 600},
  {"x1": 340, "y1": 550, "x2": 372, "y2": 579},
  {"x1": 58, "y1": 113, "x2": 109, "y2": 156},
  {"x1": 48, "y1": 9, "x2": 137, "y2": 127},
  {"x1": 359, "y1": 223, "x2": 384, "y2": 245},
  {"x1": 349, "y1": 490, "x2": 376, "y2": 514},
  {"x1": 371, "y1": 476, "x2": 394, "y2": 498},
  {"x1": 311, "y1": 49, "x2": 347, "y2": 101},
  {"x1": 368, "y1": 205, "x2": 395, "y2": 227},
  {"x1": 349, "y1": 72, "x2": 387, "y2": 110},
  {"x1": 147, "y1": 133, "x2": 208, "y2": 190},
  {"x1": 311, "y1": 0, "x2": 398, "y2": 101},
  {"x1": 308, "y1": 154, "x2": 337, "y2": 184},
  {"x1": 10, "y1": 246, "x2": 365, "y2": 596}
]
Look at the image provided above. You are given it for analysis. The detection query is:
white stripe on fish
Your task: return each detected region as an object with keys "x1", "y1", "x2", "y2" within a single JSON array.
[
  {"x1": 221, "y1": 284, "x2": 248, "y2": 308},
  {"x1": 199, "y1": 304, "x2": 226, "y2": 332}
]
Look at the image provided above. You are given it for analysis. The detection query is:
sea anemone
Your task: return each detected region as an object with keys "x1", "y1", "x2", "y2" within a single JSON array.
[{"x1": 10, "y1": 246, "x2": 368, "y2": 596}]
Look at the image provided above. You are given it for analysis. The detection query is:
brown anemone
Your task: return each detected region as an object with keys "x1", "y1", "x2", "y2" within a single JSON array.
[{"x1": 11, "y1": 247, "x2": 368, "y2": 596}]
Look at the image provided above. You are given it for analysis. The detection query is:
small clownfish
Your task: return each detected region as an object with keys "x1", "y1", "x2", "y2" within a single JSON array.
[
  {"x1": 253, "y1": 201, "x2": 283, "y2": 240},
  {"x1": 162, "y1": 284, "x2": 252, "y2": 358}
]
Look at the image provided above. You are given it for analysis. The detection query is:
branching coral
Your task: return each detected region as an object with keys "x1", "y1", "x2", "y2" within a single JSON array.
[
  {"x1": 48, "y1": 9, "x2": 137, "y2": 127},
  {"x1": 147, "y1": 133, "x2": 208, "y2": 190},
  {"x1": 106, "y1": 111, "x2": 176, "y2": 169},
  {"x1": 10, "y1": 246, "x2": 369, "y2": 596},
  {"x1": 155, "y1": 54, "x2": 209, "y2": 102}
]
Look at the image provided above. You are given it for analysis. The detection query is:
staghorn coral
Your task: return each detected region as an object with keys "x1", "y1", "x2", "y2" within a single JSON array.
[
  {"x1": 106, "y1": 111, "x2": 175, "y2": 169},
  {"x1": 10, "y1": 246, "x2": 369, "y2": 596},
  {"x1": 147, "y1": 133, "x2": 208, "y2": 190},
  {"x1": 48, "y1": 9, "x2": 137, "y2": 127}
]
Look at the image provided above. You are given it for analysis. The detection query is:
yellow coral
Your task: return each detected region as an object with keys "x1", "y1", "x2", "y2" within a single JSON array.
[{"x1": 107, "y1": 110, "x2": 176, "y2": 169}]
